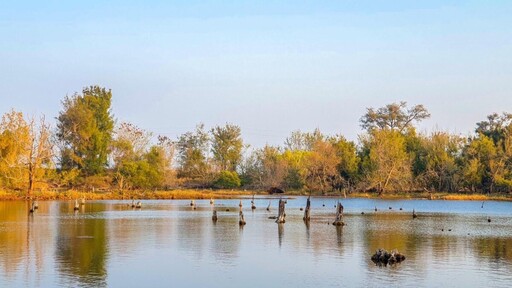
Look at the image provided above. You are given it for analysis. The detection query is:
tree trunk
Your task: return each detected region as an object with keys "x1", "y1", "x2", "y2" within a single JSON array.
[
  {"x1": 333, "y1": 201, "x2": 345, "y2": 226},
  {"x1": 303, "y1": 196, "x2": 311, "y2": 221},
  {"x1": 276, "y1": 198, "x2": 286, "y2": 223}
]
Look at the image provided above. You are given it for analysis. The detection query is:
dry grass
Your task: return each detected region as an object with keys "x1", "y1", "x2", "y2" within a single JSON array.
[
  {"x1": 1, "y1": 188, "x2": 510, "y2": 201},
  {"x1": 0, "y1": 189, "x2": 254, "y2": 201}
]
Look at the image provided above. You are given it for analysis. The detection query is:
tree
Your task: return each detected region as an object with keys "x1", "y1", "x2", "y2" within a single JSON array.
[
  {"x1": 284, "y1": 129, "x2": 324, "y2": 151},
  {"x1": 111, "y1": 122, "x2": 152, "y2": 190},
  {"x1": 475, "y1": 112, "x2": 512, "y2": 146},
  {"x1": 242, "y1": 146, "x2": 287, "y2": 189},
  {"x1": 417, "y1": 132, "x2": 463, "y2": 192},
  {"x1": 0, "y1": 110, "x2": 53, "y2": 197},
  {"x1": 331, "y1": 135, "x2": 359, "y2": 192},
  {"x1": 210, "y1": 124, "x2": 243, "y2": 171},
  {"x1": 56, "y1": 86, "x2": 114, "y2": 176},
  {"x1": 360, "y1": 101, "x2": 430, "y2": 133},
  {"x1": 176, "y1": 124, "x2": 210, "y2": 179},
  {"x1": 359, "y1": 129, "x2": 412, "y2": 194},
  {"x1": 304, "y1": 140, "x2": 339, "y2": 192}
]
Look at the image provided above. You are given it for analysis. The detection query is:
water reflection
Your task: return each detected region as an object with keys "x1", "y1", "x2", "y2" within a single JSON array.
[
  {"x1": 0, "y1": 198, "x2": 512, "y2": 287},
  {"x1": 55, "y1": 202, "x2": 108, "y2": 287}
]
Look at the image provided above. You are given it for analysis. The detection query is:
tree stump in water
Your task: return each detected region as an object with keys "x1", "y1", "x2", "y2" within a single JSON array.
[
  {"x1": 332, "y1": 201, "x2": 345, "y2": 226},
  {"x1": 371, "y1": 248, "x2": 406, "y2": 266},
  {"x1": 303, "y1": 196, "x2": 311, "y2": 221},
  {"x1": 276, "y1": 198, "x2": 286, "y2": 223},
  {"x1": 239, "y1": 211, "x2": 246, "y2": 226}
]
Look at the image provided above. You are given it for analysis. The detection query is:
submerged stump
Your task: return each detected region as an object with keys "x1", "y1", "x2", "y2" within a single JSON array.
[
  {"x1": 332, "y1": 201, "x2": 345, "y2": 226},
  {"x1": 239, "y1": 211, "x2": 246, "y2": 226},
  {"x1": 303, "y1": 196, "x2": 311, "y2": 222},
  {"x1": 276, "y1": 198, "x2": 286, "y2": 223}
]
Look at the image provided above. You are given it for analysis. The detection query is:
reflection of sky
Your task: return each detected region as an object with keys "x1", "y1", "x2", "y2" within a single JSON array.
[
  {"x1": 1, "y1": 1, "x2": 512, "y2": 147},
  {"x1": 1, "y1": 199, "x2": 512, "y2": 287}
]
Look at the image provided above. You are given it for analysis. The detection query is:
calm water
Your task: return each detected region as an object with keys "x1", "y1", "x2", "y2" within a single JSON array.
[{"x1": 1, "y1": 197, "x2": 512, "y2": 288}]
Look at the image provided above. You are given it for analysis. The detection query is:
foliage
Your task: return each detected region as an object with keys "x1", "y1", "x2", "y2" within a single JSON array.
[
  {"x1": 56, "y1": 86, "x2": 114, "y2": 176},
  {"x1": 360, "y1": 101, "x2": 430, "y2": 133},
  {"x1": 176, "y1": 124, "x2": 210, "y2": 179},
  {"x1": 359, "y1": 129, "x2": 412, "y2": 194},
  {"x1": 2, "y1": 96, "x2": 512, "y2": 195},
  {"x1": 0, "y1": 110, "x2": 53, "y2": 197},
  {"x1": 211, "y1": 124, "x2": 243, "y2": 171},
  {"x1": 213, "y1": 170, "x2": 241, "y2": 189}
]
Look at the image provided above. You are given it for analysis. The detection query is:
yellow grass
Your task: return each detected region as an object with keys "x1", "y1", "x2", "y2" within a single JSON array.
[
  {"x1": 0, "y1": 188, "x2": 510, "y2": 201},
  {"x1": 0, "y1": 189, "x2": 254, "y2": 201}
]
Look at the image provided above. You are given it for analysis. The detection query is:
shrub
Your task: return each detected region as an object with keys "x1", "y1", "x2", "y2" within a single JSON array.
[{"x1": 214, "y1": 171, "x2": 241, "y2": 189}]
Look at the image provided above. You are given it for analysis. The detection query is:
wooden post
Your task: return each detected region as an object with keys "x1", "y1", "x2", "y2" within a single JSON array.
[
  {"x1": 332, "y1": 201, "x2": 345, "y2": 226},
  {"x1": 303, "y1": 196, "x2": 311, "y2": 221},
  {"x1": 276, "y1": 198, "x2": 286, "y2": 223}
]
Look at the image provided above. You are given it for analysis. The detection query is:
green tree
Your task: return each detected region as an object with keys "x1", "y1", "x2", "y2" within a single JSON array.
[
  {"x1": 210, "y1": 124, "x2": 243, "y2": 171},
  {"x1": 56, "y1": 86, "x2": 114, "y2": 176},
  {"x1": 111, "y1": 122, "x2": 152, "y2": 189},
  {"x1": 176, "y1": 124, "x2": 210, "y2": 179},
  {"x1": 331, "y1": 135, "x2": 359, "y2": 192},
  {"x1": 418, "y1": 132, "x2": 463, "y2": 192},
  {"x1": 213, "y1": 170, "x2": 241, "y2": 189}
]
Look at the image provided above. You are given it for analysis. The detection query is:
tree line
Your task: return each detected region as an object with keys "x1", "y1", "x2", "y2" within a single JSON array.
[{"x1": 1, "y1": 86, "x2": 511, "y2": 197}]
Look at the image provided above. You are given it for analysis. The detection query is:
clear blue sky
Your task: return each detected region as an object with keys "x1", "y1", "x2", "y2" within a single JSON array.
[{"x1": 1, "y1": 0, "x2": 511, "y2": 147}]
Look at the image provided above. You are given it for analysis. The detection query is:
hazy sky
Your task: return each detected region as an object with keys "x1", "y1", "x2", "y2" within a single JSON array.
[{"x1": 1, "y1": 1, "x2": 511, "y2": 148}]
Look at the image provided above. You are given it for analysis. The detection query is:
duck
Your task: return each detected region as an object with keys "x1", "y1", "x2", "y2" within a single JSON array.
[
  {"x1": 135, "y1": 201, "x2": 142, "y2": 209},
  {"x1": 487, "y1": 217, "x2": 491, "y2": 223}
]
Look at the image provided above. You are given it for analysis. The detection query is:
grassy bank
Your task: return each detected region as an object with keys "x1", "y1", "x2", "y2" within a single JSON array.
[
  {"x1": 282, "y1": 190, "x2": 511, "y2": 201},
  {"x1": 0, "y1": 189, "x2": 510, "y2": 201},
  {"x1": 0, "y1": 189, "x2": 254, "y2": 201}
]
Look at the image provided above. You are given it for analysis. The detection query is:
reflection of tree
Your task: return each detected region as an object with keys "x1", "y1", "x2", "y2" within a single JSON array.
[
  {"x1": 176, "y1": 214, "x2": 206, "y2": 258},
  {"x1": 56, "y1": 202, "x2": 108, "y2": 287},
  {"x1": 474, "y1": 237, "x2": 512, "y2": 262},
  {"x1": 0, "y1": 201, "x2": 53, "y2": 285},
  {"x1": 0, "y1": 202, "x2": 30, "y2": 275},
  {"x1": 209, "y1": 217, "x2": 241, "y2": 263}
]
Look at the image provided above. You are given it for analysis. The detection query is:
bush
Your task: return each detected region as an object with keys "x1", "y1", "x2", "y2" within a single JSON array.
[{"x1": 214, "y1": 171, "x2": 241, "y2": 189}]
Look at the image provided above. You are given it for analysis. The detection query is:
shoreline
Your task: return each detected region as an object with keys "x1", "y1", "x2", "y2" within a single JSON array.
[{"x1": 0, "y1": 189, "x2": 510, "y2": 202}]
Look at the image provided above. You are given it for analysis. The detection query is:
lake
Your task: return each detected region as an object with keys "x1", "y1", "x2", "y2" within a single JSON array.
[{"x1": 1, "y1": 197, "x2": 512, "y2": 287}]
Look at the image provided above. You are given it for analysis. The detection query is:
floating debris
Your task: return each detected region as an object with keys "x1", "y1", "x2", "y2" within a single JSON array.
[{"x1": 371, "y1": 248, "x2": 406, "y2": 266}]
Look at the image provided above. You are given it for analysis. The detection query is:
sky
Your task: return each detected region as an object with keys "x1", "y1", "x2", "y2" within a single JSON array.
[{"x1": 0, "y1": 0, "x2": 511, "y2": 148}]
